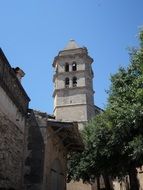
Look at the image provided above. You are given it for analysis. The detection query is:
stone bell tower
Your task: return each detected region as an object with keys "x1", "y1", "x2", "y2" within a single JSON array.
[{"x1": 53, "y1": 40, "x2": 95, "y2": 128}]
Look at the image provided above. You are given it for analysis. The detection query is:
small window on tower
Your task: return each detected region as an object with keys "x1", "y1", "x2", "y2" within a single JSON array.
[
  {"x1": 72, "y1": 62, "x2": 77, "y2": 71},
  {"x1": 72, "y1": 77, "x2": 77, "y2": 87},
  {"x1": 65, "y1": 77, "x2": 69, "y2": 88},
  {"x1": 65, "y1": 63, "x2": 69, "y2": 72}
]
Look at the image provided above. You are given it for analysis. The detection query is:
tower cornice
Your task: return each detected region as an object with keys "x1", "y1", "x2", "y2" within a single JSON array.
[
  {"x1": 53, "y1": 69, "x2": 94, "y2": 82},
  {"x1": 53, "y1": 51, "x2": 93, "y2": 67},
  {"x1": 53, "y1": 86, "x2": 94, "y2": 97}
]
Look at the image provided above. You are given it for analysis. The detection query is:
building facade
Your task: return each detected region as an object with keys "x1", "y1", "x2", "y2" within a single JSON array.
[
  {"x1": 0, "y1": 49, "x2": 30, "y2": 190},
  {"x1": 0, "y1": 48, "x2": 83, "y2": 190},
  {"x1": 24, "y1": 110, "x2": 83, "y2": 190},
  {"x1": 1, "y1": 42, "x2": 143, "y2": 190}
]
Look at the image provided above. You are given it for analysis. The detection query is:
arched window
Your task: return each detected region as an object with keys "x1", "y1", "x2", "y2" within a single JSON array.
[
  {"x1": 65, "y1": 77, "x2": 69, "y2": 88},
  {"x1": 72, "y1": 77, "x2": 77, "y2": 87},
  {"x1": 65, "y1": 63, "x2": 69, "y2": 72},
  {"x1": 72, "y1": 62, "x2": 77, "y2": 71}
]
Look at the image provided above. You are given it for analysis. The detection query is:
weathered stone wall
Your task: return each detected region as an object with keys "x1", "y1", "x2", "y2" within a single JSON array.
[
  {"x1": 55, "y1": 89, "x2": 86, "y2": 106},
  {"x1": 23, "y1": 110, "x2": 44, "y2": 190},
  {"x1": 0, "y1": 111, "x2": 24, "y2": 190},
  {"x1": 53, "y1": 47, "x2": 95, "y2": 126},
  {"x1": 55, "y1": 104, "x2": 87, "y2": 122},
  {"x1": 0, "y1": 83, "x2": 27, "y2": 190},
  {"x1": 0, "y1": 49, "x2": 29, "y2": 190},
  {"x1": 54, "y1": 72, "x2": 86, "y2": 89},
  {"x1": 42, "y1": 126, "x2": 67, "y2": 190},
  {"x1": 54, "y1": 87, "x2": 95, "y2": 123},
  {"x1": 55, "y1": 53, "x2": 86, "y2": 74},
  {"x1": 0, "y1": 49, "x2": 30, "y2": 115},
  {"x1": 23, "y1": 111, "x2": 68, "y2": 190},
  {"x1": 0, "y1": 85, "x2": 25, "y2": 132},
  {"x1": 53, "y1": 46, "x2": 95, "y2": 190}
]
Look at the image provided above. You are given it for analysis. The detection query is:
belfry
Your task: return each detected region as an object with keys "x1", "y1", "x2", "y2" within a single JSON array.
[{"x1": 53, "y1": 40, "x2": 95, "y2": 128}]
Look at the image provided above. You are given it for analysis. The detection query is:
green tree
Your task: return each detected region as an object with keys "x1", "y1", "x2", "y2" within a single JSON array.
[
  {"x1": 68, "y1": 112, "x2": 115, "y2": 190},
  {"x1": 67, "y1": 30, "x2": 143, "y2": 190},
  {"x1": 106, "y1": 30, "x2": 143, "y2": 190}
]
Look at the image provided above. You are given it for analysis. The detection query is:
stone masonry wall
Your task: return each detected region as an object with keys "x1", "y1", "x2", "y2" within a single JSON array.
[
  {"x1": 0, "y1": 112, "x2": 24, "y2": 190},
  {"x1": 42, "y1": 127, "x2": 67, "y2": 190},
  {"x1": 23, "y1": 110, "x2": 44, "y2": 190}
]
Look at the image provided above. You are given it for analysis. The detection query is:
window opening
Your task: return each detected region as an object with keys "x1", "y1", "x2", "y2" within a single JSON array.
[
  {"x1": 65, "y1": 63, "x2": 69, "y2": 72},
  {"x1": 72, "y1": 62, "x2": 77, "y2": 71},
  {"x1": 65, "y1": 78, "x2": 69, "y2": 88},
  {"x1": 72, "y1": 77, "x2": 77, "y2": 87}
]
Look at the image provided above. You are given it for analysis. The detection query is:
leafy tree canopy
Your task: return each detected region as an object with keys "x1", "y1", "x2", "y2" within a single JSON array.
[{"x1": 67, "y1": 30, "x2": 143, "y2": 190}]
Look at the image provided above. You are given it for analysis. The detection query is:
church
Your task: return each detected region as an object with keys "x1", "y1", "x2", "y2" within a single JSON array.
[
  {"x1": 0, "y1": 40, "x2": 102, "y2": 190},
  {"x1": 2, "y1": 40, "x2": 141, "y2": 190}
]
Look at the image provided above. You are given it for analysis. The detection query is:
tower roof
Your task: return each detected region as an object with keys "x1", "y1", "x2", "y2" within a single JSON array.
[{"x1": 64, "y1": 39, "x2": 79, "y2": 50}]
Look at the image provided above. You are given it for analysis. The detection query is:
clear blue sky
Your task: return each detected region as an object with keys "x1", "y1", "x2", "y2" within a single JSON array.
[{"x1": 0, "y1": 0, "x2": 143, "y2": 114}]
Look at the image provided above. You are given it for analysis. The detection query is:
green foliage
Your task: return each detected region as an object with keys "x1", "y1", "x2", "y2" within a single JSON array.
[
  {"x1": 68, "y1": 112, "x2": 128, "y2": 183},
  {"x1": 67, "y1": 30, "x2": 143, "y2": 183},
  {"x1": 67, "y1": 114, "x2": 106, "y2": 182},
  {"x1": 107, "y1": 30, "x2": 143, "y2": 170},
  {"x1": 129, "y1": 135, "x2": 143, "y2": 163}
]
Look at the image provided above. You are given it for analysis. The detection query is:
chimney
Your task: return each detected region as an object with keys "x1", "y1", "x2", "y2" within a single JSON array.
[{"x1": 13, "y1": 67, "x2": 25, "y2": 82}]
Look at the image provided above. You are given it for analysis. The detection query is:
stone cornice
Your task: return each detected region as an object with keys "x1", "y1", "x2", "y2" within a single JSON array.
[
  {"x1": 53, "y1": 103, "x2": 87, "y2": 111},
  {"x1": 53, "y1": 50, "x2": 93, "y2": 67},
  {"x1": 53, "y1": 69, "x2": 94, "y2": 82},
  {"x1": 53, "y1": 86, "x2": 94, "y2": 97},
  {"x1": 53, "y1": 102, "x2": 95, "y2": 113}
]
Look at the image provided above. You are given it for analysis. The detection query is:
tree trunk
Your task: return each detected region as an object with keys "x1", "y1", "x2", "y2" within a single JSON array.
[
  {"x1": 97, "y1": 177, "x2": 100, "y2": 190},
  {"x1": 91, "y1": 177, "x2": 100, "y2": 190},
  {"x1": 103, "y1": 175, "x2": 112, "y2": 190},
  {"x1": 129, "y1": 167, "x2": 139, "y2": 190}
]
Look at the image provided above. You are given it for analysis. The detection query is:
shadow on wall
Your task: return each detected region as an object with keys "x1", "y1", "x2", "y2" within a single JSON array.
[{"x1": 24, "y1": 110, "x2": 45, "y2": 190}]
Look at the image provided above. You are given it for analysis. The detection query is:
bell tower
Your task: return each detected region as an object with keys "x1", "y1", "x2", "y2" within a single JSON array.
[{"x1": 53, "y1": 40, "x2": 95, "y2": 128}]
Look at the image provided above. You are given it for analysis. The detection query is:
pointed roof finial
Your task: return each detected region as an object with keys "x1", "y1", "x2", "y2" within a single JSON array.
[{"x1": 64, "y1": 39, "x2": 79, "y2": 50}]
